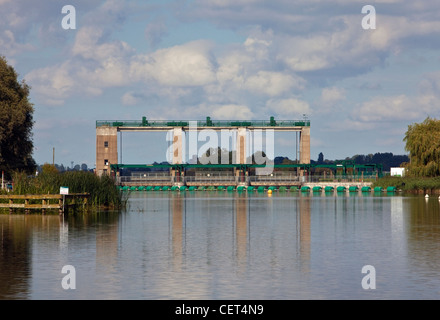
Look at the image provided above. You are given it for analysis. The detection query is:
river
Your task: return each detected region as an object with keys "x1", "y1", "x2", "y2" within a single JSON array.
[{"x1": 1, "y1": 191, "x2": 439, "y2": 300}]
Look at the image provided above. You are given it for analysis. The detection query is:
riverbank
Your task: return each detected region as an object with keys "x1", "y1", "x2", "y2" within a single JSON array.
[
  {"x1": 0, "y1": 168, "x2": 125, "y2": 210},
  {"x1": 372, "y1": 176, "x2": 440, "y2": 194}
]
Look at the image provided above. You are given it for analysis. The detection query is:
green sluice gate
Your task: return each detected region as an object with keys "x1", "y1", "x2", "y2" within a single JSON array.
[
  {"x1": 324, "y1": 186, "x2": 334, "y2": 192},
  {"x1": 336, "y1": 186, "x2": 346, "y2": 192},
  {"x1": 312, "y1": 186, "x2": 322, "y2": 192},
  {"x1": 361, "y1": 186, "x2": 371, "y2": 192},
  {"x1": 301, "y1": 186, "x2": 310, "y2": 192}
]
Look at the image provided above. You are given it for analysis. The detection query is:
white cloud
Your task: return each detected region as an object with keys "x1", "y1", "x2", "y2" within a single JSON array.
[
  {"x1": 321, "y1": 87, "x2": 345, "y2": 105},
  {"x1": 130, "y1": 40, "x2": 217, "y2": 87},
  {"x1": 25, "y1": 62, "x2": 75, "y2": 105},
  {"x1": 0, "y1": 29, "x2": 34, "y2": 57},
  {"x1": 145, "y1": 17, "x2": 169, "y2": 48},
  {"x1": 212, "y1": 104, "x2": 253, "y2": 119},
  {"x1": 121, "y1": 92, "x2": 140, "y2": 106},
  {"x1": 190, "y1": 103, "x2": 254, "y2": 120},
  {"x1": 244, "y1": 71, "x2": 305, "y2": 96},
  {"x1": 352, "y1": 94, "x2": 439, "y2": 123},
  {"x1": 266, "y1": 98, "x2": 311, "y2": 116},
  {"x1": 72, "y1": 26, "x2": 134, "y2": 61}
]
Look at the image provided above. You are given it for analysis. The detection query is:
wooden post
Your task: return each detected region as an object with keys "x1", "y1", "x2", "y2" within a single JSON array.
[
  {"x1": 25, "y1": 198, "x2": 29, "y2": 214},
  {"x1": 59, "y1": 197, "x2": 63, "y2": 215},
  {"x1": 42, "y1": 199, "x2": 46, "y2": 215},
  {"x1": 9, "y1": 198, "x2": 13, "y2": 214}
]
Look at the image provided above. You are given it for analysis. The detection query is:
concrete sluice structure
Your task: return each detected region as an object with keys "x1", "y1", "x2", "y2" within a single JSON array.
[
  {"x1": 96, "y1": 116, "x2": 384, "y2": 191},
  {"x1": 96, "y1": 116, "x2": 311, "y2": 177}
]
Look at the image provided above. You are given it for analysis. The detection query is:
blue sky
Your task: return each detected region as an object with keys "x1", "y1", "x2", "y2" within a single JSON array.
[{"x1": 2, "y1": 0, "x2": 440, "y2": 168}]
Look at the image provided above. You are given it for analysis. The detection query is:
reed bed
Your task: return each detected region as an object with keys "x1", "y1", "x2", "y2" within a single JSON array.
[{"x1": 2, "y1": 169, "x2": 124, "y2": 209}]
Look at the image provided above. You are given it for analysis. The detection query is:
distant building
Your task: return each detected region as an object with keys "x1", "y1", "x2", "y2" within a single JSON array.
[{"x1": 390, "y1": 167, "x2": 405, "y2": 177}]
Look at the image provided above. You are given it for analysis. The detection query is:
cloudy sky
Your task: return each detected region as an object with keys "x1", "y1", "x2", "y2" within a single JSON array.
[{"x1": 2, "y1": 0, "x2": 440, "y2": 168}]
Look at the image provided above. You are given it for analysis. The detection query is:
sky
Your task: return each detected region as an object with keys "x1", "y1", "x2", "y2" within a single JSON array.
[{"x1": 1, "y1": 0, "x2": 440, "y2": 168}]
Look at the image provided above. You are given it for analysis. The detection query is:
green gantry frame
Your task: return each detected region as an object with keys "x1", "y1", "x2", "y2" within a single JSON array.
[{"x1": 96, "y1": 116, "x2": 310, "y2": 128}]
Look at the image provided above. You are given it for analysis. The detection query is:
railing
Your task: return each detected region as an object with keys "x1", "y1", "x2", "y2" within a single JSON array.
[
  {"x1": 185, "y1": 176, "x2": 238, "y2": 183},
  {"x1": 96, "y1": 119, "x2": 310, "y2": 128},
  {"x1": 303, "y1": 175, "x2": 377, "y2": 183},
  {"x1": 0, "y1": 193, "x2": 90, "y2": 214},
  {"x1": 119, "y1": 175, "x2": 174, "y2": 183},
  {"x1": 116, "y1": 173, "x2": 377, "y2": 186}
]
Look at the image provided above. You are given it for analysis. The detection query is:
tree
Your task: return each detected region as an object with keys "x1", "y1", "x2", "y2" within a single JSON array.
[
  {"x1": 317, "y1": 152, "x2": 324, "y2": 164},
  {"x1": 0, "y1": 56, "x2": 36, "y2": 178},
  {"x1": 198, "y1": 147, "x2": 233, "y2": 164},
  {"x1": 404, "y1": 117, "x2": 440, "y2": 177}
]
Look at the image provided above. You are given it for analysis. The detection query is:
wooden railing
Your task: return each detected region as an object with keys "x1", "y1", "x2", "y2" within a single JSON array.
[{"x1": 0, "y1": 193, "x2": 90, "y2": 214}]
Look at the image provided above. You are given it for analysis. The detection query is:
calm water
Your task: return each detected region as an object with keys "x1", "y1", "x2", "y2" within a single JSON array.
[{"x1": 1, "y1": 191, "x2": 440, "y2": 300}]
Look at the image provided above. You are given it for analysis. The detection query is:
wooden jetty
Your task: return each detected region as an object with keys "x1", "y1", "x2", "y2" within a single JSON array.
[{"x1": 0, "y1": 193, "x2": 90, "y2": 215}]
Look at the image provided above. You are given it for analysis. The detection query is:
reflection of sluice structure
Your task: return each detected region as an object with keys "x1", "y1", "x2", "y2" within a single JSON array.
[
  {"x1": 234, "y1": 195, "x2": 248, "y2": 265},
  {"x1": 171, "y1": 194, "x2": 184, "y2": 271},
  {"x1": 168, "y1": 193, "x2": 250, "y2": 269},
  {"x1": 298, "y1": 196, "x2": 311, "y2": 271},
  {"x1": 95, "y1": 213, "x2": 119, "y2": 273}
]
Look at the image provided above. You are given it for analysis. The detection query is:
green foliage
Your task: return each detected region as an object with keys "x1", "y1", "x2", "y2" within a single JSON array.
[
  {"x1": 11, "y1": 170, "x2": 123, "y2": 208},
  {"x1": 404, "y1": 117, "x2": 440, "y2": 177},
  {"x1": 372, "y1": 176, "x2": 440, "y2": 192},
  {"x1": 0, "y1": 56, "x2": 36, "y2": 178}
]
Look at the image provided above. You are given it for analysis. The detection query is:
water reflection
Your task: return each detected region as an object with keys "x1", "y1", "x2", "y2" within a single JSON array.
[
  {"x1": 406, "y1": 196, "x2": 440, "y2": 287},
  {"x1": 1, "y1": 192, "x2": 440, "y2": 299},
  {"x1": 0, "y1": 215, "x2": 32, "y2": 299},
  {"x1": 235, "y1": 194, "x2": 248, "y2": 268},
  {"x1": 299, "y1": 196, "x2": 311, "y2": 272}
]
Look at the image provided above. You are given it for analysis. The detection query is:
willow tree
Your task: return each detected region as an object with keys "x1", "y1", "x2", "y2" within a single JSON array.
[
  {"x1": 0, "y1": 56, "x2": 36, "y2": 178},
  {"x1": 403, "y1": 117, "x2": 440, "y2": 177}
]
